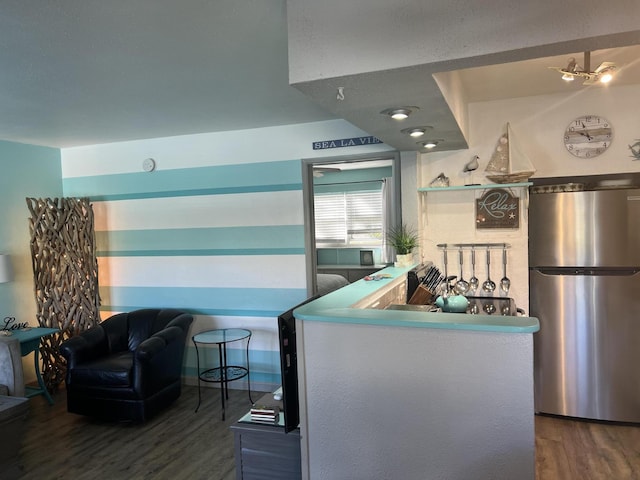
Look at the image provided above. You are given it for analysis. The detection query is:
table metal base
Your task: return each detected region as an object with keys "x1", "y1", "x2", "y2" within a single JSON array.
[{"x1": 193, "y1": 329, "x2": 253, "y2": 420}]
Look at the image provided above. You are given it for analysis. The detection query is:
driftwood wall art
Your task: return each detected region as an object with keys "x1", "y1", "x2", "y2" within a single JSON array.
[{"x1": 26, "y1": 197, "x2": 101, "y2": 391}]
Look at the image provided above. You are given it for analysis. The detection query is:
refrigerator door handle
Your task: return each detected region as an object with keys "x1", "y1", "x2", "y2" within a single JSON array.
[{"x1": 532, "y1": 267, "x2": 640, "y2": 276}]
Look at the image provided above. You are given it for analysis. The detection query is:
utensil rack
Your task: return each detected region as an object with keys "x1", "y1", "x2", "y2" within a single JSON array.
[{"x1": 437, "y1": 243, "x2": 510, "y2": 250}]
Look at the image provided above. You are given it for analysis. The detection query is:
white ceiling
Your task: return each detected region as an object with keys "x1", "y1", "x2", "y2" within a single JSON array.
[
  {"x1": 0, "y1": 1, "x2": 335, "y2": 148},
  {"x1": 1, "y1": 1, "x2": 639, "y2": 149}
]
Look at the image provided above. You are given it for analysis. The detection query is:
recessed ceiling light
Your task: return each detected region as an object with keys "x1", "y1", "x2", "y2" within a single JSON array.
[
  {"x1": 401, "y1": 127, "x2": 431, "y2": 137},
  {"x1": 391, "y1": 110, "x2": 410, "y2": 120},
  {"x1": 419, "y1": 140, "x2": 440, "y2": 149},
  {"x1": 380, "y1": 106, "x2": 419, "y2": 120}
]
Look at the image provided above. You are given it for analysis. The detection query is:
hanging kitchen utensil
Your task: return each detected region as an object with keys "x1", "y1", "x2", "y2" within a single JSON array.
[
  {"x1": 454, "y1": 248, "x2": 469, "y2": 294},
  {"x1": 441, "y1": 248, "x2": 450, "y2": 294},
  {"x1": 482, "y1": 248, "x2": 496, "y2": 293},
  {"x1": 442, "y1": 248, "x2": 449, "y2": 280},
  {"x1": 500, "y1": 247, "x2": 511, "y2": 295},
  {"x1": 469, "y1": 248, "x2": 479, "y2": 293}
]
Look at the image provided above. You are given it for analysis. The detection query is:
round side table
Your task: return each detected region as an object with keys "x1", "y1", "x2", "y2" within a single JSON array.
[{"x1": 193, "y1": 328, "x2": 253, "y2": 420}]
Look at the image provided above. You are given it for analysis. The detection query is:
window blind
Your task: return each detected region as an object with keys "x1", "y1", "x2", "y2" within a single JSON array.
[{"x1": 315, "y1": 190, "x2": 383, "y2": 246}]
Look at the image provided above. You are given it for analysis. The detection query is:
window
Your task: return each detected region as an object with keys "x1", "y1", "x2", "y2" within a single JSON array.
[{"x1": 314, "y1": 189, "x2": 383, "y2": 246}]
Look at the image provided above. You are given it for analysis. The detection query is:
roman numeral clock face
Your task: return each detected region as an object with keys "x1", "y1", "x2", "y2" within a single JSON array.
[{"x1": 563, "y1": 115, "x2": 613, "y2": 158}]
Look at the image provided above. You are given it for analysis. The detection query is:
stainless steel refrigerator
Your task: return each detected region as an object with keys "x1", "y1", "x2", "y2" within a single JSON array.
[{"x1": 529, "y1": 186, "x2": 640, "y2": 423}]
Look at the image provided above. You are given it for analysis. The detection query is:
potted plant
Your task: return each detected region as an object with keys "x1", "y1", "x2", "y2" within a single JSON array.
[{"x1": 386, "y1": 223, "x2": 419, "y2": 266}]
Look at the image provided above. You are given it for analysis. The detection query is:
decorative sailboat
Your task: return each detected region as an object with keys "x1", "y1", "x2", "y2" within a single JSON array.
[{"x1": 485, "y1": 123, "x2": 536, "y2": 183}]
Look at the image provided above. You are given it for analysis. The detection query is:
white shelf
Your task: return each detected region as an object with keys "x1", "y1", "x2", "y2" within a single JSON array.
[{"x1": 418, "y1": 182, "x2": 532, "y2": 192}]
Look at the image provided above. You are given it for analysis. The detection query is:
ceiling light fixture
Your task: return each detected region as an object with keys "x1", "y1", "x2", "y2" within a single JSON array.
[
  {"x1": 419, "y1": 140, "x2": 441, "y2": 149},
  {"x1": 401, "y1": 127, "x2": 432, "y2": 138},
  {"x1": 381, "y1": 106, "x2": 419, "y2": 120},
  {"x1": 549, "y1": 51, "x2": 617, "y2": 85},
  {"x1": 599, "y1": 72, "x2": 613, "y2": 84},
  {"x1": 391, "y1": 110, "x2": 410, "y2": 120}
]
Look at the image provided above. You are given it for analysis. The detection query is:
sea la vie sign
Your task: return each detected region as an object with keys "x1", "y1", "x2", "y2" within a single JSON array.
[
  {"x1": 312, "y1": 136, "x2": 382, "y2": 150},
  {"x1": 476, "y1": 188, "x2": 520, "y2": 229}
]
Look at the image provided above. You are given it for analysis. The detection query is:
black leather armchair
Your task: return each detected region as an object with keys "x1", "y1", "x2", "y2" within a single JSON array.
[{"x1": 60, "y1": 308, "x2": 193, "y2": 422}]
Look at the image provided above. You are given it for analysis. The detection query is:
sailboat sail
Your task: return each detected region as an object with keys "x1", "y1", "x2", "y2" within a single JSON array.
[{"x1": 485, "y1": 123, "x2": 536, "y2": 183}]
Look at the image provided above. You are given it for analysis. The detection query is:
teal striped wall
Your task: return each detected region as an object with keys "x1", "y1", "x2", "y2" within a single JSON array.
[
  {"x1": 61, "y1": 120, "x2": 393, "y2": 392},
  {"x1": 63, "y1": 159, "x2": 308, "y2": 389},
  {"x1": 0, "y1": 141, "x2": 62, "y2": 335},
  {"x1": 63, "y1": 159, "x2": 303, "y2": 200},
  {"x1": 94, "y1": 226, "x2": 305, "y2": 257}
]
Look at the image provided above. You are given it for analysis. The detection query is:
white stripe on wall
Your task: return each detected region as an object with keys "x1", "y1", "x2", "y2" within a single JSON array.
[
  {"x1": 97, "y1": 255, "x2": 306, "y2": 288},
  {"x1": 190, "y1": 314, "x2": 281, "y2": 347},
  {"x1": 92, "y1": 190, "x2": 304, "y2": 231},
  {"x1": 62, "y1": 119, "x2": 388, "y2": 178}
]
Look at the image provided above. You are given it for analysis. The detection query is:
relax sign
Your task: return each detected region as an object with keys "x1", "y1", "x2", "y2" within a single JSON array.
[{"x1": 476, "y1": 188, "x2": 520, "y2": 229}]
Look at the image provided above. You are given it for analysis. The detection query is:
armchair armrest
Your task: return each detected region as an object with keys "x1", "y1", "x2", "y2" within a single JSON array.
[
  {"x1": 59, "y1": 327, "x2": 108, "y2": 368},
  {"x1": 136, "y1": 326, "x2": 183, "y2": 362},
  {"x1": 135, "y1": 336, "x2": 167, "y2": 362},
  {"x1": 133, "y1": 326, "x2": 187, "y2": 395}
]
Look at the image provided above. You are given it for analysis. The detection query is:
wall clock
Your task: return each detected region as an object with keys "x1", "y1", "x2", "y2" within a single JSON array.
[
  {"x1": 142, "y1": 157, "x2": 156, "y2": 172},
  {"x1": 563, "y1": 115, "x2": 613, "y2": 158}
]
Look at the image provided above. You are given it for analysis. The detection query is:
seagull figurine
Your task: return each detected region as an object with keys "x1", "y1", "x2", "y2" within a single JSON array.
[
  {"x1": 463, "y1": 155, "x2": 479, "y2": 173},
  {"x1": 463, "y1": 155, "x2": 480, "y2": 185}
]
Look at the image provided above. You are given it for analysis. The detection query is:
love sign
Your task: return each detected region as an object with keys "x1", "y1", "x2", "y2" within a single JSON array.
[
  {"x1": 1, "y1": 317, "x2": 29, "y2": 331},
  {"x1": 476, "y1": 188, "x2": 520, "y2": 229}
]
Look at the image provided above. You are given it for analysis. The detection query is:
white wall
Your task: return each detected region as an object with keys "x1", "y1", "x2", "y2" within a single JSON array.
[
  {"x1": 418, "y1": 84, "x2": 640, "y2": 314},
  {"x1": 400, "y1": 151, "x2": 419, "y2": 241},
  {"x1": 427, "y1": 84, "x2": 640, "y2": 182},
  {"x1": 61, "y1": 119, "x2": 394, "y2": 391}
]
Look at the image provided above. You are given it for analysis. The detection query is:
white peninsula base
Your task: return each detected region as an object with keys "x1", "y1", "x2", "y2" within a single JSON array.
[{"x1": 299, "y1": 321, "x2": 534, "y2": 480}]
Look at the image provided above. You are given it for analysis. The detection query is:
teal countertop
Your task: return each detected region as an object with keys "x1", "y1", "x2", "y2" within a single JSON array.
[
  {"x1": 317, "y1": 264, "x2": 387, "y2": 270},
  {"x1": 295, "y1": 265, "x2": 540, "y2": 334}
]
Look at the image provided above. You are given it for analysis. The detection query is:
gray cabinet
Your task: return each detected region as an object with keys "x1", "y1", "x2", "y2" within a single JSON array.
[{"x1": 230, "y1": 421, "x2": 301, "y2": 480}]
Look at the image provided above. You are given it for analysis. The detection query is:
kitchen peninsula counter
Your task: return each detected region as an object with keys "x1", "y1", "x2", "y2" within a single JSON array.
[
  {"x1": 297, "y1": 265, "x2": 539, "y2": 333},
  {"x1": 294, "y1": 265, "x2": 539, "y2": 480}
]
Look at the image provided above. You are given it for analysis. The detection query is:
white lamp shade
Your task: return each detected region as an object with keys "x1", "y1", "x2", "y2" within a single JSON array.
[{"x1": 0, "y1": 255, "x2": 13, "y2": 283}]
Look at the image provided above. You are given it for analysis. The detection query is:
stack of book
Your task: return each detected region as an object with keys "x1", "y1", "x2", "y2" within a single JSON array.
[{"x1": 250, "y1": 404, "x2": 280, "y2": 423}]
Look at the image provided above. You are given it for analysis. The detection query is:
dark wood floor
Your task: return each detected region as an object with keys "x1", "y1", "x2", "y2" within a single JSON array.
[
  {"x1": 15, "y1": 385, "x2": 256, "y2": 480},
  {"x1": 12, "y1": 386, "x2": 640, "y2": 479},
  {"x1": 535, "y1": 413, "x2": 640, "y2": 480}
]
